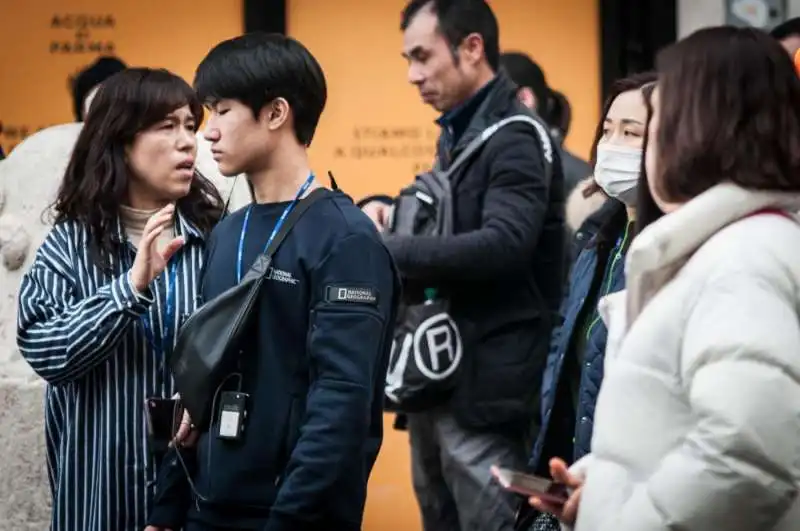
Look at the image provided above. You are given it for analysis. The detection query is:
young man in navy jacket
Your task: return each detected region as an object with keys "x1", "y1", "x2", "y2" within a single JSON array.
[{"x1": 147, "y1": 33, "x2": 400, "y2": 531}]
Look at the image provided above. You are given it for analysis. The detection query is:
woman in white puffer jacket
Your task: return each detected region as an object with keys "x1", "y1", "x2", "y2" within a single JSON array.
[{"x1": 531, "y1": 25, "x2": 800, "y2": 531}]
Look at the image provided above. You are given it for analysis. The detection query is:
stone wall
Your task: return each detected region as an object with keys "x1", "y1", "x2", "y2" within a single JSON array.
[{"x1": 0, "y1": 123, "x2": 251, "y2": 529}]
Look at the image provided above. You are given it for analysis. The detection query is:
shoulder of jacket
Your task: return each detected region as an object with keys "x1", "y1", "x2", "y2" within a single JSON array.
[
  {"x1": 691, "y1": 214, "x2": 800, "y2": 288},
  {"x1": 308, "y1": 194, "x2": 387, "y2": 255},
  {"x1": 46, "y1": 219, "x2": 86, "y2": 246},
  {"x1": 482, "y1": 116, "x2": 554, "y2": 165}
]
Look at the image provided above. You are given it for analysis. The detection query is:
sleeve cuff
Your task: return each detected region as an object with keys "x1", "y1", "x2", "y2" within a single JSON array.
[{"x1": 110, "y1": 271, "x2": 153, "y2": 315}]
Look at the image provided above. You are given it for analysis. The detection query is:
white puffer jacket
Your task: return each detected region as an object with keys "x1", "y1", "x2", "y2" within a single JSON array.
[{"x1": 569, "y1": 183, "x2": 800, "y2": 531}]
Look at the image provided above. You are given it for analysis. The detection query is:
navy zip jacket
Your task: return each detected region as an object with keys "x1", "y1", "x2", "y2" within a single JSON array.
[
  {"x1": 530, "y1": 201, "x2": 629, "y2": 471},
  {"x1": 149, "y1": 189, "x2": 400, "y2": 530}
]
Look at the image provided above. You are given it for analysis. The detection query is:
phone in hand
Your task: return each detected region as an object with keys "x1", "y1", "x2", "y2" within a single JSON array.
[
  {"x1": 144, "y1": 397, "x2": 182, "y2": 453},
  {"x1": 490, "y1": 465, "x2": 569, "y2": 505}
]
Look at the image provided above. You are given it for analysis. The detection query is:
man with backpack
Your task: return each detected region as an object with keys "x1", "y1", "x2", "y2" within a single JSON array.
[{"x1": 361, "y1": 1, "x2": 565, "y2": 529}]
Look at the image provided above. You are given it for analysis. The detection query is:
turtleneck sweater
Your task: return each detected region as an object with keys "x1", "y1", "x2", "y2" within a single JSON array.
[{"x1": 119, "y1": 205, "x2": 176, "y2": 252}]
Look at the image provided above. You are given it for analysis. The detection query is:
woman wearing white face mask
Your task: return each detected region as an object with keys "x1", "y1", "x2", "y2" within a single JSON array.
[
  {"x1": 516, "y1": 73, "x2": 658, "y2": 531},
  {"x1": 533, "y1": 26, "x2": 800, "y2": 531}
]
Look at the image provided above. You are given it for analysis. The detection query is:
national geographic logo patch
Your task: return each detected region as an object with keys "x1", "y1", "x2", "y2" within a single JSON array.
[{"x1": 325, "y1": 285, "x2": 378, "y2": 306}]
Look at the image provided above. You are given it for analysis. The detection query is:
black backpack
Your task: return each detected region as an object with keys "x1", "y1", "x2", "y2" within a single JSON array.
[{"x1": 384, "y1": 114, "x2": 554, "y2": 412}]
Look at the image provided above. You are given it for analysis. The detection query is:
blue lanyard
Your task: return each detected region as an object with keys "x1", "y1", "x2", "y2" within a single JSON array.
[
  {"x1": 236, "y1": 172, "x2": 315, "y2": 282},
  {"x1": 140, "y1": 258, "x2": 179, "y2": 358}
]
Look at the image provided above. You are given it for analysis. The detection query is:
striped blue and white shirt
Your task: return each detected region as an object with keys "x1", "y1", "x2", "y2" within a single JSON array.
[{"x1": 17, "y1": 212, "x2": 206, "y2": 531}]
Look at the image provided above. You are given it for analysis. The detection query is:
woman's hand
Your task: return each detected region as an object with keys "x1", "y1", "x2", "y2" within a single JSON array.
[
  {"x1": 360, "y1": 201, "x2": 392, "y2": 232},
  {"x1": 171, "y1": 407, "x2": 199, "y2": 448},
  {"x1": 529, "y1": 458, "x2": 584, "y2": 526},
  {"x1": 130, "y1": 204, "x2": 184, "y2": 292}
]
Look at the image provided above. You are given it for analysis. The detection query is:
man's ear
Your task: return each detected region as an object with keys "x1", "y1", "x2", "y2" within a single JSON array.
[
  {"x1": 260, "y1": 98, "x2": 290, "y2": 131},
  {"x1": 460, "y1": 32, "x2": 485, "y2": 67}
]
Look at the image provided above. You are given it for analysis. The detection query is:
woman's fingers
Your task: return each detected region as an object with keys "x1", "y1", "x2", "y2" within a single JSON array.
[
  {"x1": 183, "y1": 428, "x2": 199, "y2": 447},
  {"x1": 562, "y1": 487, "x2": 582, "y2": 524},
  {"x1": 139, "y1": 226, "x2": 164, "y2": 258},
  {"x1": 529, "y1": 496, "x2": 564, "y2": 518},
  {"x1": 140, "y1": 205, "x2": 178, "y2": 261},
  {"x1": 550, "y1": 458, "x2": 582, "y2": 488},
  {"x1": 160, "y1": 237, "x2": 185, "y2": 263},
  {"x1": 140, "y1": 205, "x2": 175, "y2": 251},
  {"x1": 143, "y1": 204, "x2": 175, "y2": 236},
  {"x1": 174, "y1": 419, "x2": 191, "y2": 443},
  {"x1": 172, "y1": 409, "x2": 198, "y2": 448}
]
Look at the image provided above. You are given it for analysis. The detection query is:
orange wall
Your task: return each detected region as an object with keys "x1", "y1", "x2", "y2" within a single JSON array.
[
  {"x1": 288, "y1": 2, "x2": 599, "y2": 530},
  {"x1": 0, "y1": 0, "x2": 243, "y2": 154},
  {"x1": 0, "y1": 2, "x2": 597, "y2": 529},
  {"x1": 289, "y1": 0, "x2": 600, "y2": 203}
]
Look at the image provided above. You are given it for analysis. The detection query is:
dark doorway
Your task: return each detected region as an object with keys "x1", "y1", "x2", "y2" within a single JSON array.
[{"x1": 600, "y1": 0, "x2": 676, "y2": 101}]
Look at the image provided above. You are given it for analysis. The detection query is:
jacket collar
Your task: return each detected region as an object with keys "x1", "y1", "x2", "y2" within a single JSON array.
[
  {"x1": 447, "y1": 71, "x2": 523, "y2": 156},
  {"x1": 624, "y1": 183, "x2": 800, "y2": 325},
  {"x1": 436, "y1": 75, "x2": 498, "y2": 141}
]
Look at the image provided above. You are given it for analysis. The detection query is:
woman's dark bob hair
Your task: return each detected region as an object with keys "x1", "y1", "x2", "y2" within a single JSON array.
[
  {"x1": 52, "y1": 67, "x2": 223, "y2": 265},
  {"x1": 652, "y1": 26, "x2": 800, "y2": 203}
]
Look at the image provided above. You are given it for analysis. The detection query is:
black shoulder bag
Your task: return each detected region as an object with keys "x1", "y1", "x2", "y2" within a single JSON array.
[{"x1": 169, "y1": 187, "x2": 328, "y2": 429}]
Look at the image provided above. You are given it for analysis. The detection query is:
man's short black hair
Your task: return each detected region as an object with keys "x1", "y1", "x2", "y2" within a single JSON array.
[
  {"x1": 71, "y1": 56, "x2": 128, "y2": 121},
  {"x1": 400, "y1": 0, "x2": 500, "y2": 71},
  {"x1": 771, "y1": 17, "x2": 800, "y2": 40},
  {"x1": 500, "y1": 52, "x2": 550, "y2": 114},
  {"x1": 194, "y1": 32, "x2": 327, "y2": 147}
]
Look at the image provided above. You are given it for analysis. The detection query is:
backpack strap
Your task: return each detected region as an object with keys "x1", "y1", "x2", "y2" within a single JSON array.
[{"x1": 442, "y1": 114, "x2": 555, "y2": 180}]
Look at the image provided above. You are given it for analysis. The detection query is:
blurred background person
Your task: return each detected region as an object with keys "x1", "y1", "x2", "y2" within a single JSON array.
[
  {"x1": 501, "y1": 51, "x2": 591, "y2": 194},
  {"x1": 70, "y1": 55, "x2": 128, "y2": 122}
]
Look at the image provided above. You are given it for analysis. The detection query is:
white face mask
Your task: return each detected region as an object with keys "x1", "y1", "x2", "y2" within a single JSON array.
[{"x1": 594, "y1": 144, "x2": 642, "y2": 205}]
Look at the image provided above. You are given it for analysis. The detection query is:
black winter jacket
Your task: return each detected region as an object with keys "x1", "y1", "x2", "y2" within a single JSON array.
[{"x1": 384, "y1": 72, "x2": 565, "y2": 430}]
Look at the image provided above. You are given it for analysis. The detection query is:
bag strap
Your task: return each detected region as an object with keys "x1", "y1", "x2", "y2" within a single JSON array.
[
  {"x1": 442, "y1": 114, "x2": 554, "y2": 180},
  {"x1": 242, "y1": 187, "x2": 329, "y2": 282}
]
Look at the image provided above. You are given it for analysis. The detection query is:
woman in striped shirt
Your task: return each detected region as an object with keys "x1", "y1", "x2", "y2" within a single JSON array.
[{"x1": 16, "y1": 68, "x2": 223, "y2": 531}]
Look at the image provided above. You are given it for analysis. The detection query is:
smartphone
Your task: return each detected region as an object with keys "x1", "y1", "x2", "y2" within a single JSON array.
[
  {"x1": 144, "y1": 397, "x2": 182, "y2": 452},
  {"x1": 490, "y1": 466, "x2": 569, "y2": 505}
]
